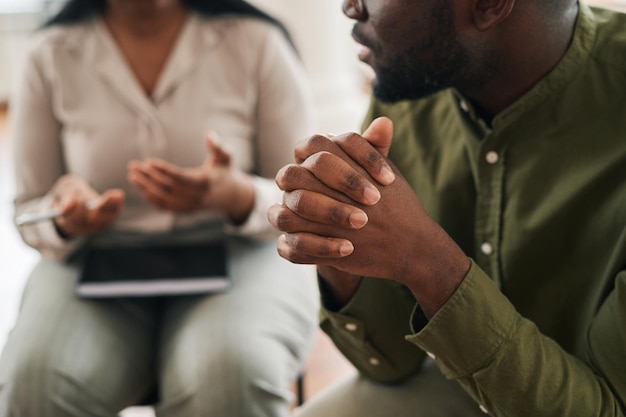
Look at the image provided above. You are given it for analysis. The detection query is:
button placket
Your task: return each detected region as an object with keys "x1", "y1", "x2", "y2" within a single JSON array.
[
  {"x1": 480, "y1": 242, "x2": 494, "y2": 256},
  {"x1": 474, "y1": 142, "x2": 504, "y2": 284},
  {"x1": 136, "y1": 114, "x2": 152, "y2": 158},
  {"x1": 137, "y1": 109, "x2": 169, "y2": 159}
]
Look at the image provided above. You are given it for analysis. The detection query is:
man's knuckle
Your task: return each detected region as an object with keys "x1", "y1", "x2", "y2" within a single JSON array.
[
  {"x1": 345, "y1": 172, "x2": 364, "y2": 191},
  {"x1": 366, "y1": 150, "x2": 383, "y2": 166},
  {"x1": 276, "y1": 164, "x2": 301, "y2": 190},
  {"x1": 329, "y1": 206, "x2": 346, "y2": 224},
  {"x1": 307, "y1": 150, "x2": 328, "y2": 167},
  {"x1": 287, "y1": 190, "x2": 305, "y2": 212},
  {"x1": 308, "y1": 134, "x2": 331, "y2": 148},
  {"x1": 344, "y1": 132, "x2": 362, "y2": 144},
  {"x1": 295, "y1": 134, "x2": 330, "y2": 161},
  {"x1": 275, "y1": 210, "x2": 295, "y2": 231},
  {"x1": 280, "y1": 235, "x2": 303, "y2": 261}
]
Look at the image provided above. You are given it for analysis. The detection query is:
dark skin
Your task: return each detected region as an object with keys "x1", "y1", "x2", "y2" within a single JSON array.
[{"x1": 268, "y1": 0, "x2": 579, "y2": 318}]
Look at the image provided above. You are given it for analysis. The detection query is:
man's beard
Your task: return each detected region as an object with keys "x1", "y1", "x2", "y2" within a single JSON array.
[{"x1": 372, "y1": 7, "x2": 471, "y2": 103}]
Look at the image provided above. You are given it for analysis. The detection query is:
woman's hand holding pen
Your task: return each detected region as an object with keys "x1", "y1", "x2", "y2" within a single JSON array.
[
  {"x1": 127, "y1": 131, "x2": 255, "y2": 225},
  {"x1": 50, "y1": 174, "x2": 125, "y2": 238}
]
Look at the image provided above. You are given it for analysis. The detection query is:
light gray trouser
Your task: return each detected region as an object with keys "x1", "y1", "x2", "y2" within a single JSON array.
[
  {"x1": 295, "y1": 358, "x2": 486, "y2": 417},
  {"x1": 0, "y1": 239, "x2": 319, "y2": 417}
]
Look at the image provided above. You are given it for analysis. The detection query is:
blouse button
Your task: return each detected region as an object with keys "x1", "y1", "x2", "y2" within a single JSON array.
[
  {"x1": 480, "y1": 242, "x2": 494, "y2": 256},
  {"x1": 368, "y1": 357, "x2": 380, "y2": 366}
]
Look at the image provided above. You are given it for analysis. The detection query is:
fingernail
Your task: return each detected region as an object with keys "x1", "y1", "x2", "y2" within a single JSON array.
[
  {"x1": 380, "y1": 166, "x2": 395, "y2": 184},
  {"x1": 339, "y1": 242, "x2": 354, "y2": 256},
  {"x1": 363, "y1": 186, "x2": 381, "y2": 204},
  {"x1": 349, "y1": 211, "x2": 368, "y2": 228}
]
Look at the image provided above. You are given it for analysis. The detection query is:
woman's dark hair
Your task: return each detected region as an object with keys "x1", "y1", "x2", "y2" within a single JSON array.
[{"x1": 44, "y1": 0, "x2": 293, "y2": 46}]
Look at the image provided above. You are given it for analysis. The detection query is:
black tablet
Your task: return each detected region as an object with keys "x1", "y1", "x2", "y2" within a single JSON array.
[{"x1": 76, "y1": 242, "x2": 230, "y2": 298}]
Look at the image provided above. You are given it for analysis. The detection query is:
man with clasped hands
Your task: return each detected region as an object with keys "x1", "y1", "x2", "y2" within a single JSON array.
[{"x1": 268, "y1": 0, "x2": 626, "y2": 415}]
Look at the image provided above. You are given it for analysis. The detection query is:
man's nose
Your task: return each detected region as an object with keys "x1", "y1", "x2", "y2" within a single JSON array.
[{"x1": 343, "y1": 0, "x2": 366, "y2": 19}]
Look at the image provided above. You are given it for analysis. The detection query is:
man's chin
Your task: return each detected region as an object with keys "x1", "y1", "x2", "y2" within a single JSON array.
[
  {"x1": 372, "y1": 79, "x2": 443, "y2": 103},
  {"x1": 372, "y1": 81, "x2": 412, "y2": 104}
]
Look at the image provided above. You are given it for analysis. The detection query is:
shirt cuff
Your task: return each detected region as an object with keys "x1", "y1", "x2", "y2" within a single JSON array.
[
  {"x1": 405, "y1": 260, "x2": 520, "y2": 378},
  {"x1": 320, "y1": 276, "x2": 425, "y2": 382}
]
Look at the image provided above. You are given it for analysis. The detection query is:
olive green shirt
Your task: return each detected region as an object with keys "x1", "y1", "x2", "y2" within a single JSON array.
[{"x1": 320, "y1": 3, "x2": 626, "y2": 416}]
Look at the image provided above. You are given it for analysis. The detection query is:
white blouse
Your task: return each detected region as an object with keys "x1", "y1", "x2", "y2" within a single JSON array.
[{"x1": 11, "y1": 13, "x2": 315, "y2": 260}]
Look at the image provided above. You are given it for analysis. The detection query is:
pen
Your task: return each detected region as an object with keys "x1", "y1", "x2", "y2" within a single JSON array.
[
  {"x1": 15, "y1": 209, "x2": 64, "y2": 226},
  {"x1": 15, "y1": 200, "x2": 99, "y2": 227}
]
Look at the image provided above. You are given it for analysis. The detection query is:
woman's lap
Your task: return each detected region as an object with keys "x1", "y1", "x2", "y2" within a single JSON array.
[{"x1": 0, "y1": 240, "x2": 319, "y2": 417}]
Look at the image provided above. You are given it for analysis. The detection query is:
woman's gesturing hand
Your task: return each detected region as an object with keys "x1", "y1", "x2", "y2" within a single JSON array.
[
  {"x1": 128, "y1": 132, "x2": 255, "y2": 224},
  {"x1": 51, "y1": 174, "x2": 125, "y2": 238}
]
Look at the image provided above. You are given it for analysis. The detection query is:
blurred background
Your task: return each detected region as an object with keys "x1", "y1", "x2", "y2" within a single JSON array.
[
  {"x1": 1, "y1": 0, "x2": 625, "y2": 414},
  {"x1": 0, "y1": 0, "x2": 373, "y2": 132},
  {"x1": 0, "y1": 1, "x2": 370, "y2": 413},
  {"x1": 0, "y1": 0, "x2": 372, "y2": 351}
]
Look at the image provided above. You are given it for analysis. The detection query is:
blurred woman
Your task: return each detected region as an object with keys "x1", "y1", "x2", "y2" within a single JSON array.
[{"x1": 0, "y1": 0, "x2": 319, "y2": 415}]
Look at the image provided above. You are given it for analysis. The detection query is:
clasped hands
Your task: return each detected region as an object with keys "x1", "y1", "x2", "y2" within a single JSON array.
[
  {"x1": 268, "y1": 117, "x2": 470, "y2": 317},
  {"x1": 51, "y1": 132, "x2": 254, "y2": 238}
]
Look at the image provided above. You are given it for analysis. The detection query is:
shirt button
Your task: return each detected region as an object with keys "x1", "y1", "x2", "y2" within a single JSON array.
[
  {"x1": 479, "y1": 404, "x2": 489, "y2": 414},
  {"x1": 368, "y1": 357, "x2": 380, "y2": 366},
  {"x1": 426, "y1": 351, "x2": 436, "y2": 360},
  {"x1": 344, "y1": 322, "x2": 358, "y2": 332},
  {"x1": 480, "y1": 242, "x2": 494, "y2": 255},
  {"x1": 459, "y1": 100, "x2": 470, "y2": 112},
  {"x1": 485, "y1": 151, "x2": 499, "y2": 164}
]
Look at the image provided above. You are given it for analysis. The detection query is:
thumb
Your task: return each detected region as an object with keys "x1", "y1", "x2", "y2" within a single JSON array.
[
  {"x1": 361, "y1": 116, "x2": 394, "y2": 158},
  {"x1": 205, "y1": 131, "x2": 231, "y2": 166}
]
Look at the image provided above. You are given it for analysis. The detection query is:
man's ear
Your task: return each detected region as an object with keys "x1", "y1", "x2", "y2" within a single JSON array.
[{"x1": 473, "y1": 0, "x2": 516, "y2": 31}]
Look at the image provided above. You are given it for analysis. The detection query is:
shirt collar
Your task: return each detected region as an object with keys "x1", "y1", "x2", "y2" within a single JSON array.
[{"x1": 450, "y1": 2, "x2": 596, "y2": 135}]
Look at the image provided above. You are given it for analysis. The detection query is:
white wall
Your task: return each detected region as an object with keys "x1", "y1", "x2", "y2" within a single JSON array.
[
  {"x1": 0, "y1": 0, "x2": 65, "y2": 102},
  {"x1": 0, "y1": 11, "x2": 40, "y2": 103},
  {"x1": 0, "y1": 0, "x2": 371, "y2": 134},
  {"x1": 248, "y1": 0, "x2": 371, "y2": 134},
  {"x1": 0, "y1": 0, "x2": 45, "y2": 355}
]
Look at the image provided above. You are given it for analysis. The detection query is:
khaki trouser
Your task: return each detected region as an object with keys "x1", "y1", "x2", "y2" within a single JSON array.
[{"x1": 296, "y1": 357, "x2": 486, "y2": 417}]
